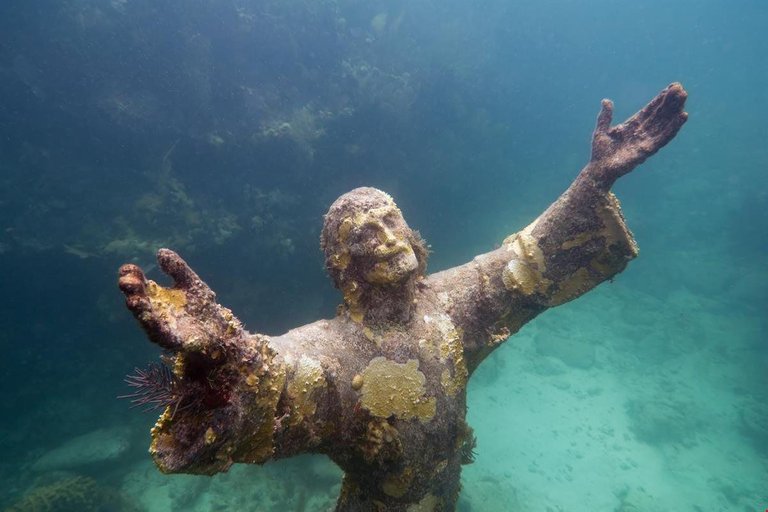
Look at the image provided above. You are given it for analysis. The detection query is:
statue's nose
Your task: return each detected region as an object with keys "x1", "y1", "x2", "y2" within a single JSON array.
[
  {"x1": 373, "y1": 227, "x2": 403, "y2": 258},
  {"x1": 379, "y1": 227, "x2": 397, "y2": 246}
]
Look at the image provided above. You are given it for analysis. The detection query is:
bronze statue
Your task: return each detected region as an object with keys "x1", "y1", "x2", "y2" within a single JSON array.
[{"x1": 118, "y1": 83, "x2": 688, "y2": 511}]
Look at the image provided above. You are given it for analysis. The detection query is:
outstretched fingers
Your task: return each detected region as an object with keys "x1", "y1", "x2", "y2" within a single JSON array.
[
  {"x1": 118, "y1": 262, "x2": 185, "y2": 350},
  {"x1": 645, "y1": 82, "x2": 687, "y2": 126},
  {"x1": 595, "y1": 99, "x2": 614, "y2": 133},
  {"x1": 157, "y1": 248, "x2": 217, "y2": 306},
  {"x1": 647, "y1": 82, "x2": 688, "y2": 140},
  {"x1": 118, "y1": 250, "x2": 237, "y2": 352},
  {"x1": 587, "y1": 83, "x2": 688, "y2": 189},
  {"x1": 119, "y1": 263, "x2": 151, "y2": 314},
  {"x1": 158, "y1": 248, "x2": 203, "y2": 289},
  {"x1": 616, "y1": 82, "x2": 688, "y2": 143},
  {"x1": 118, "y1": 249, "x2": 203, "y2": 308}
]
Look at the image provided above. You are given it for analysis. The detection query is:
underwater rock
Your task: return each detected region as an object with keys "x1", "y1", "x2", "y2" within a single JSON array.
[
  {"x1": 4, "y1": 475, "x2": 137, "y2": 512},
  {"x1": 31, "y1": 427, "x2": 131, "y2": 472},
  {"x1": 625, "y1": 397, "x2": 702, "y2": 447}
]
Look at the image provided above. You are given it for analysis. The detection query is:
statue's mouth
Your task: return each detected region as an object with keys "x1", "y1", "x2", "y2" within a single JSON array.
[
  {"x1": 365, "y1": 247, "x2": 419, "y2": 285},
  {"x1": 373, "y1": 239, "x2": 412, "y2": 259}
]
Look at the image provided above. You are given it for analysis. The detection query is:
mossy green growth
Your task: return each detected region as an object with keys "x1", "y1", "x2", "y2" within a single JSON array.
[
  {"x1": 146, "y1": 280, "x2": 187, "y2": 311},
  {"x1": 360, "y1": 357, "x2": 436, "y2": 422}
]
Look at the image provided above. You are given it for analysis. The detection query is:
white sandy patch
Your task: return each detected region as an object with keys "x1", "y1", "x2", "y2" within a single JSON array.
[{"x1": 462, "y1": 282, "x2": 767, "y2": 511}]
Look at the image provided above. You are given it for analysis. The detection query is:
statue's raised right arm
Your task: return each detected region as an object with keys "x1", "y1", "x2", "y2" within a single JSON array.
[{"x1": 427, "y1": 83, "x2": 688, "y2": 371}]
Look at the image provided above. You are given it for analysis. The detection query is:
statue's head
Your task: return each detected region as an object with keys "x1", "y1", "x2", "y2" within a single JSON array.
[{"x1": 320, "y1": 187, "x2": 428, "y2": 293}]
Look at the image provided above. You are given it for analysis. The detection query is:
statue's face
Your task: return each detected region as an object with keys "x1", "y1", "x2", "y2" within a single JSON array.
[{"x1": 342, "y1": 204, "x2": 418, "y2": 285}]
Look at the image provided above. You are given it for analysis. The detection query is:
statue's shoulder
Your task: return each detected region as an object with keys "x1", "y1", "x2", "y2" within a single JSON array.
[{"x1": 280, "y1": 316, "x2": 344, "y2": 342}]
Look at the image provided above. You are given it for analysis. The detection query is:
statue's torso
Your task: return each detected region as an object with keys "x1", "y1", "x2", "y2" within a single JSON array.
[{"x1": 271, "y1": 295, "x2": 471, "y2": 503}]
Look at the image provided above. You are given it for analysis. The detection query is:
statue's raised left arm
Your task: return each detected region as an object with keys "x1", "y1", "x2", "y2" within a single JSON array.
[{"x1": 427, "y1": 83, "x2": 688, "y2": 371}]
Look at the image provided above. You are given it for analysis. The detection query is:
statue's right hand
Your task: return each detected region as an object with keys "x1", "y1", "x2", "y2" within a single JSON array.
[
  {"x1": 118, "y1": 248, "x2": 243, "y2": 352},
  {"x1": 118, "y1": 250, "x2": 270, "y2": 475}
]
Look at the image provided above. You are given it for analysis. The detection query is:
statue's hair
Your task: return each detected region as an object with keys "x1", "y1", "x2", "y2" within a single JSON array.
[{"x1": 320, "y1": 187, "x2": 428, "y2": 288}]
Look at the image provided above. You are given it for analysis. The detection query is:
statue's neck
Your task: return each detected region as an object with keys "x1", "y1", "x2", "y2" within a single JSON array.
[{"x1": 346, "y1": 279, "x2": 416, "y2": 327}]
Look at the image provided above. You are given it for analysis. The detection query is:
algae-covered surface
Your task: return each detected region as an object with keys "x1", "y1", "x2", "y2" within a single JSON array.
[{"x1": 1, "y1": 1, "x2": 765, "y2": 510}]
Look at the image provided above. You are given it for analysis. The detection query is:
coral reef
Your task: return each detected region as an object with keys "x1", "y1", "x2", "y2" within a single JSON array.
[
  {"x1": 3, "y1": 475, "x2": 136, "y2": 512},
  {"x1": 118, "y1": 84, "x2": 687, "y2": 510}
]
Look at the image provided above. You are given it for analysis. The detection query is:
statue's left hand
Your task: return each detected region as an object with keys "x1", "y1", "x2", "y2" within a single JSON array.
[
  {"x1": 588, "y1": 82, "x2": 688, "y2": 189},
  {"x1": 118, "y1": 248, "x2": 245, "y2": 353}
]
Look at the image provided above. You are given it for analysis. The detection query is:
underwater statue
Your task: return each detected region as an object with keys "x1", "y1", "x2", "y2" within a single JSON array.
[{"x1": 118, "y1": 83, "x2": 688, "y2": 511}]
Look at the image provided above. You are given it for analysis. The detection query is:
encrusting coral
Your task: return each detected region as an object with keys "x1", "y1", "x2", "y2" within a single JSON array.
[{"x1": 118, "y1": 84, "x2": 688, "y2": 511}]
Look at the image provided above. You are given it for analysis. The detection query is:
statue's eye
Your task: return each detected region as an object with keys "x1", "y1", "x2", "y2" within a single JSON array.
[
  {"x1": 383, "y1": 212, "x2": 398, "y2": 227},
  {"x1": 364, "y1": 226, "x2": 382, "y2": 244},
  {"x1": 350, "y1": 225, "x2": 377, "y2": 248}
]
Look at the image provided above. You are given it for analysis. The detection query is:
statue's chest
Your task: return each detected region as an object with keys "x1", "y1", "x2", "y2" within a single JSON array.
[
  {"x1": 414, "y1": 312, "x2": 469, "y2": 400},
  {"x1": 347, "y1": 313, "x2": 470, "y2": 470},
  {"x1": 357, "y1": 312, "x2": 469, "y2": 408}
]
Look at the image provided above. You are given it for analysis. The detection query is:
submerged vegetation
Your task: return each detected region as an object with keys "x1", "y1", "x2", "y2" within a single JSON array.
[{"x1": 0, "y1": 0, "x2": 480, "y2": 262}]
